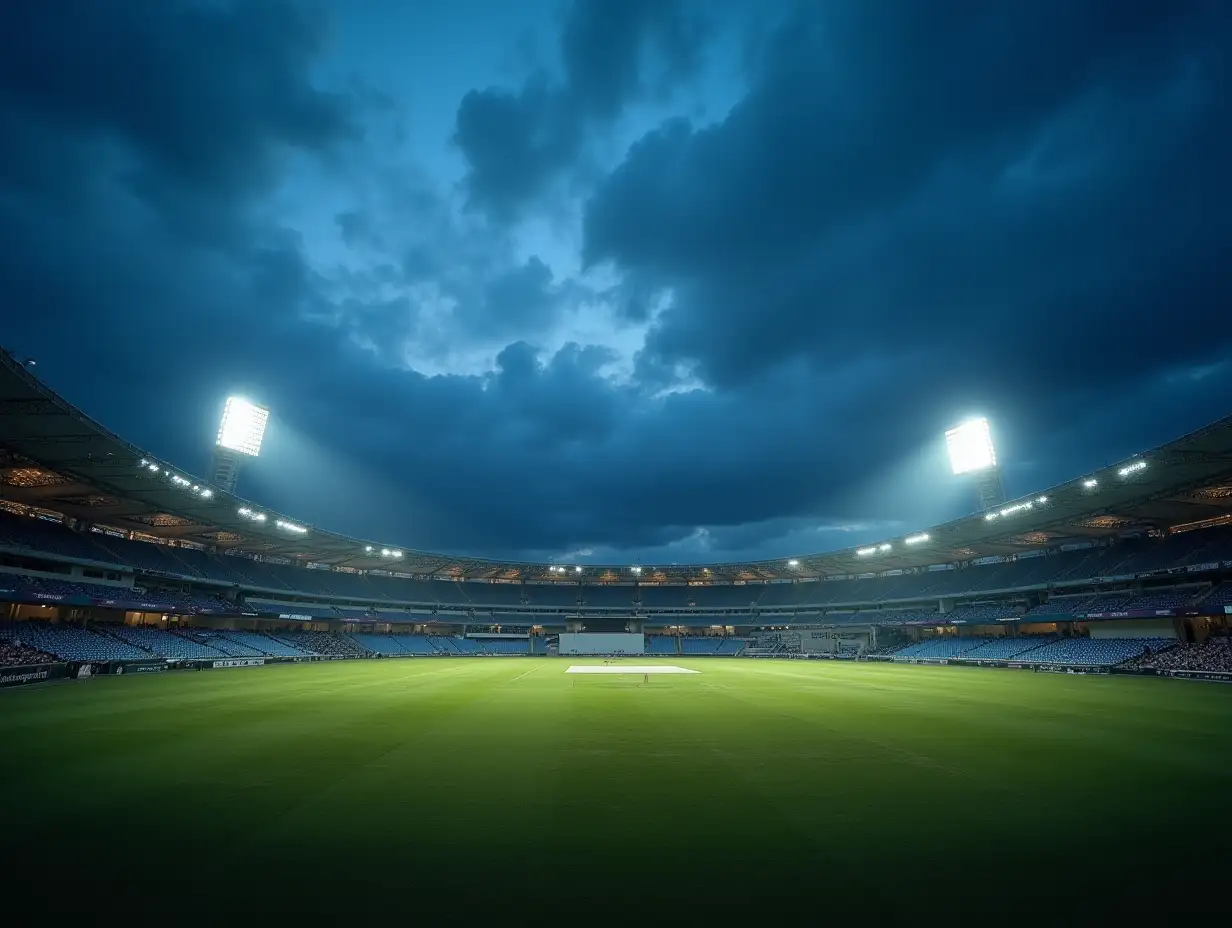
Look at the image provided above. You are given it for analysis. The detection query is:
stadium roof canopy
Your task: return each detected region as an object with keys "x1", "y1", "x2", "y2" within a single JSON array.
[{"x1": 2, "y1": 347, "x2": 1232, "y2": 583}]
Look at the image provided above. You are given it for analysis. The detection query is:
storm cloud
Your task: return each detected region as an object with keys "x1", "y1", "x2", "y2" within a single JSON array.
[{"x1": 1, "y1": 0, "x2": 1230, "y2": 564}]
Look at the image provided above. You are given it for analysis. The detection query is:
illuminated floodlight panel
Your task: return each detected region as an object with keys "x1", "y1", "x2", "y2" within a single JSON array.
[
  {"x1": 217, "y1": 397, "x2": 269, "y2": 457},
  {"x1": 945, "y1": 418, "x2": 996, "y2": 475}
]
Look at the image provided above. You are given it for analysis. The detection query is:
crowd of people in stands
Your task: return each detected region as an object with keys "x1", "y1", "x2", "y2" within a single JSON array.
[
  {"x1": 1127, "y1": 634, "x2": 1232, "y2": 674},
  {"x1": 0, "y1": 640, "x2": 57, "y2": 667}
]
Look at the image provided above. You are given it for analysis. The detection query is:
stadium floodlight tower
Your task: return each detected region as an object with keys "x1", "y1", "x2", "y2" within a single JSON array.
[
  {"x1": 945, "y1": 417, "x2": 1005, "y2": 512},
  {"x1": 209, "y1": 396, "x2": 269, "y2": 495}
]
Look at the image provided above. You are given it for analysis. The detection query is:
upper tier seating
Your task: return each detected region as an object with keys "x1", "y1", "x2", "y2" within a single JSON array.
[{"x1": 4, "y1": 507, "x2": 1232, "y2": 615}]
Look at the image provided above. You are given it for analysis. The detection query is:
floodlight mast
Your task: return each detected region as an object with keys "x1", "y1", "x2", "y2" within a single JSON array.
[
  {"x1": 208, "y1": 397, "x2": 269, "y2": 495},
  {"x1": 945, "y1": 417, "x2": 1006, "y2": 512}
]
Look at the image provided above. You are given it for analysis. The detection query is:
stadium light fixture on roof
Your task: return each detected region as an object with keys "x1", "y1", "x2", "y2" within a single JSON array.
[
  {"x1": 1083, "y1": 478, "x2": 1098, "y2": 489},
  {"x1": 787, "y1": 559, "x2": 799, "y2": 567},
  {"x1": 365, "y1": 546, "x2": 373, "y2": 553},
  {"x1": 856, "y1": 546, "x2": 877, "y2": 556},
  {"x1": 631, "y1": 566, "x2": 642, "y2": 574},
  {"x1": 574, "y1": 566, "x2": 582, "y2": 573},
  {"x1": 275, "y1": 519, "x2": 307, "y2": 535},
  {"x1": 237, "y1": 507, "x2": 267, "y2": 522},
  {"x1": 945, "y1": 417, "x2": 996, "y2": 475},
  {"x1": 904, "y1": 533, "x2": 930, "y2": 545},
  {"x1": 379, "y1": 548, "x2": 402, "y2": 558},
  {"x1": 217, "y1": 397, "x2": 270, "y2": 458},
  {"x1": 1118, "y1": 460, "x2": 1147, "y2": 477}
]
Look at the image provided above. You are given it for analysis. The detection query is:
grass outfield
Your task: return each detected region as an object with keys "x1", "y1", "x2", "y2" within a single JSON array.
[{"x1": 4, "y1": 657, "x2": 1231, "y2": 921}]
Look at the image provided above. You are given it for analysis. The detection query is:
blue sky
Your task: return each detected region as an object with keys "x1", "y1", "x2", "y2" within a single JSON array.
[{"x1": 1, "y1": 0, "x2": 1230, "y2": 565}]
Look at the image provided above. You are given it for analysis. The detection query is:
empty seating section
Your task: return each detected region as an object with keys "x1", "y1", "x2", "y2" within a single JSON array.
[
  {"x1": 647, "y1": 635, "x2": 679, "y2": 654},
  {"x1": 692, "y1": 585, "x2": 759, "y2": 608},
  {"x1": 0, "y1": 512, "x2": 114, "y2": 562},
  {"x1": 680, "y1": 637, "x2": 722, "y2": 655},
  {"x1": 715, "y1": 639, "x2": 746, "y2": 655},
  {"x1": 4, "y1": 509, "x2": 1232, "y2": 628},
  {"x1": 192, "y1": 632, "x2": 265, "y2": 657},
  {"x1": 1198, "y1": 583, "x2": 1232, "y2": 609},
  {"x1": 638, "y1": 586, "x2": 692, "y2": 608},
  {"x1": 1022, "y1": 637, "x2": 1174, "y2": 666},
  {"x1": 219, "y1": 630, "x2": 312, "y2": 657},
  {"x1": 455, "y1": 583, "x2": 522, "y2": 606},
  {"x1": 1028, "y1": 597, "x2": 1094, "y2": 616},
  {"x1": 273, "y1": 630, "x2": 367, "y2": 657},
  {"x1": 250, "y1": 601, "x2": 342, "y2": 619},
  {"x1": 581, "y1": 586, "x2": 633, "y2": 608},
  {"x1": 109, "y1": 626, "x2": 225, "y2": 659},
  {"x1": 956, "y1": 637, "x2": 1056, "y2": 660},
  {"x1": 945, "y1": 603, "x2": 1025, "y2": 622},
  {"x1": 891, "y1": 637, "x2": 988, "y2": 660},
  {"x1": 475, "y1": 638, "x2": 530, "y2": 654},
  {"x1": 521, "y1": 584, "x2": 576, "y2": 607},
  {"x1": 8, "y1": 623, "x2": 149, "y2": 661}
]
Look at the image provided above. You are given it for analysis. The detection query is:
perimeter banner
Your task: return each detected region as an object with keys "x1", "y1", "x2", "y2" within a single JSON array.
[
  {"x1": 0, "y1": 662, "x2": 67, "y2": 688},
  {"x1": 211, "y1": 658, "x2": 265, "y2": 669}
]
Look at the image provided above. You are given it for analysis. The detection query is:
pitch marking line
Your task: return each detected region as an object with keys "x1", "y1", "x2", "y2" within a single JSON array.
[{"x1": 508, "y1": 665, "x2": 543, "y2": 683}]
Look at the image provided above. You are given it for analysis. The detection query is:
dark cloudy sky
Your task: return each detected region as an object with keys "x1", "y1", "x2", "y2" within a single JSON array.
[{"x1": 2, "y1": 1, "x2": 1230, "y2": 565}]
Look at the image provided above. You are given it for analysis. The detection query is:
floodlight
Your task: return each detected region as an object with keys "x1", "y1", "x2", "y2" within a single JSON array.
[
  {"x1": 904, "y1": 533, "x2": 929, "y2": 545},
  {"x1": 856, "y1": 546, "x2": 877, "y2": 556},
  {"x1": 1118, "y1": 460, "x2": 1147, "y2": 477},
  {"x1": 1083, "y1": 479, "x2": 1098, "y2": 488},
  {"x1": 217, "y1": 397, "x2": 270, "y2": 458},
  {"x1": 574, "y1": 566, "x2": 582, "y2": 573},
  {"x1": 787, "y1": 559, "x2": 799, "y2": 567},
  {"x1": 945, "y1": 418, "x2": 996, "y2": 475}
]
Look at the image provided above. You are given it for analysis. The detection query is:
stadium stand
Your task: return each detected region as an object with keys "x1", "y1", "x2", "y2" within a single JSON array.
[
  {"x1": 890, "y1": 637, "x2": 989, "y2": 660},
  {"x1": 216, "y1": 630, "x2": 312, "y2": 658},
  {"x1": 108, "y1": 626, "x2": 225, "y2": 660},
  {"x1": 4, "y1": 503, "x2": 1232, "y2": 619},
  {"x1": 580, "y1": 585, "x2": 634, "y2": 608},
  {"x1": 6, "y1": 623, "x2": 150, "y2": 661},
  {"x1": 1018, "y1": 637, "x2": 1174, "y2": 666},
  {"x1": 956, "y1": 637, "x2": 1056, "y2": 660},
  {"x1": 1126, "y1": 636, "x2": 1232, "y2": 674},
  {"x1": 273, "y1": 630, "x2": 368, "y2": 657},
  {"x1": 680, "y1": 637, "x2": 722, "y2": 655},
  {"x1": 0, "y1": 631, "x2": 56, "y2": 666},
  {"x1": 474, "y1": 637, "x2": 531, "y2": 654},
  {"x1": 647, "y1": 635, "x2": 679, "y2": 655}
]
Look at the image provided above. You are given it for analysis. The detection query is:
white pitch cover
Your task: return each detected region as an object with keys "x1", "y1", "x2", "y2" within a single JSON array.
[{"x1": 566, "y1": 665, "x2": 700, "y2": 674}]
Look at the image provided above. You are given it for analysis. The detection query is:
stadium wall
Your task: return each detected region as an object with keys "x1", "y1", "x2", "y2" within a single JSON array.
[{"x1": 558, "y1": 633, "x2": 644, "y2": 655}]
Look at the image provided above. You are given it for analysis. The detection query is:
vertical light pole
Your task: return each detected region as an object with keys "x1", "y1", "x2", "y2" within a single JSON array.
[
  {"x1": 209, "y1": 396, "x2": 269, "y2": 494},
  {"x1": 945, "y1": 417, "x2": 1005, "y2": 512}
]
